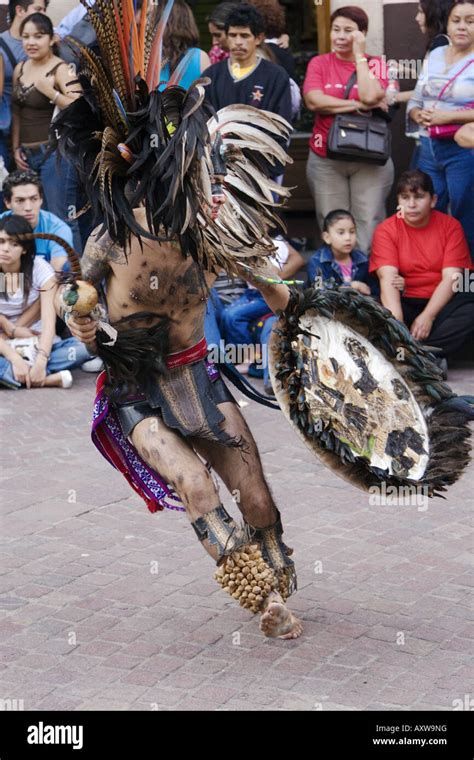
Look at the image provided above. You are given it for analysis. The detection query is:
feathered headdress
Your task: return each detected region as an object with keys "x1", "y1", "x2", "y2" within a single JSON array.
[{"x1": 52, "y1": 0, "x2": 292, "y2": 273}]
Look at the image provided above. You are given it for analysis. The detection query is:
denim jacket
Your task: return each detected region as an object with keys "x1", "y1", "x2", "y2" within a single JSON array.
[{"x1": 306, "y1": 245, "x2": 379, "y2": 296}]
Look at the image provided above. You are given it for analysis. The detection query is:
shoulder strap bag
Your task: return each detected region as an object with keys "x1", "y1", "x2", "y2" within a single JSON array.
[
  {"x1": 327, "y1": 69, "x2": 391, "y2": 165},
  {"x1": 428, "y1": 59, "x2": 473, "y2": 139}
]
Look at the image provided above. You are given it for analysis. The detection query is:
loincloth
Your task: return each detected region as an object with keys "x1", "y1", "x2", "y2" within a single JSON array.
[
  {"x1": 113, "y1": 354, "x2": 237, "y2": 444},
  {"x1": 91, "y1": 336, "x2": 238, "y2": 514}
]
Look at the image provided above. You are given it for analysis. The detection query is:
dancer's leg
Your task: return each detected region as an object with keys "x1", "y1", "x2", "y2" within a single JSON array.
[{"x1": 190, "y1": 402, "x2": 302, "y2": 639}]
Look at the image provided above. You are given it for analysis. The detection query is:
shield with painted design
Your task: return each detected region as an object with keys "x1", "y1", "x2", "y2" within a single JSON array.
[{"x1": 269, "y1": 288, "x2": 473, "y2": 497}]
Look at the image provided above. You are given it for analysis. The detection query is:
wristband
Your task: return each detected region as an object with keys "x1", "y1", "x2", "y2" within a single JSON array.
[
  {"x1": 37, "y1": 348, "x2": 50, "y2": 360},
  {"x1": 356, "y1": 56, "x2": 368, "y2": 64}
]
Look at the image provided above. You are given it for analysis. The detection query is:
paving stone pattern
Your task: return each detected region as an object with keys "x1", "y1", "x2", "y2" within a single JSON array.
[{"x1": 0, "y1": 369, "x2": 473, "y2": 711}]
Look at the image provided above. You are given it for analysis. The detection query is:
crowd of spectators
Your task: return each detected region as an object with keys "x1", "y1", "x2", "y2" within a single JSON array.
[{"x1": 0, "y1": 0, "x2": 472, "y2": 392}]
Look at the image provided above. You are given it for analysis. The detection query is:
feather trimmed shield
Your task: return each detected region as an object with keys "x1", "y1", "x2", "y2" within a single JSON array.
[{"x1": 269, "y1": 288, "x2": 473, "y2": 498}]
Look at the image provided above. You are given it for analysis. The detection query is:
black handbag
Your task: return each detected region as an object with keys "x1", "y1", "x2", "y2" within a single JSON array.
[{"x1": 327, "y1": 71, "x2": 391, "y2": 165}]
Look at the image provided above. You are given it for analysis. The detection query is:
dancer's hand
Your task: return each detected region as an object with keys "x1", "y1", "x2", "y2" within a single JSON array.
[
  {"x1": 68, "y1": 314, "x2": 98, "y2": 351},
  {"x1": 34, "y1": 72, "x2": 56, "y2": 101}
]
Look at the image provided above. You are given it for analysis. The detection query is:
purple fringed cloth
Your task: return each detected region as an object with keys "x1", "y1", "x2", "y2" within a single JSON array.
[{"x1": 91, "y1": 340, "x2": 221, "y2": 514}]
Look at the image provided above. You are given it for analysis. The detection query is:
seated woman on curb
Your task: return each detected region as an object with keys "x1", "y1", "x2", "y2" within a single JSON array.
[
  {"x1": 370, "y1": 169, "x2": 474, "y2": 364},
  {"x1": 0, "y1": 215, "x2": 91, "y2": 389}
]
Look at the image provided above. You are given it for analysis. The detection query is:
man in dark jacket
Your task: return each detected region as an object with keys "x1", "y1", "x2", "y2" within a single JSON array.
[{"x1": 202, "y1": 4, "x2": 291, "y2": 178}]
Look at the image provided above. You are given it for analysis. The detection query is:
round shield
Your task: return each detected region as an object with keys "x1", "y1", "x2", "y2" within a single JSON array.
[{"x1": 269, "y1": 288, "x2": 472, "y2": 497}]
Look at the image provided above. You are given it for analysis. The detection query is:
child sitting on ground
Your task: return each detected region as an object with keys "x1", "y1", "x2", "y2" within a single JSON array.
[{"x1": 307, "y1": 210, "x2": 404, "y2": 296}]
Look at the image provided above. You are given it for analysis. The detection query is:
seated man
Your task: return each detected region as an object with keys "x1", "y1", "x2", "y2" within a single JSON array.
[
  {"x1": 0, "y1": 169, "x2": 99, "y2": 367},
  {"x1": 370, "y1": 169, "x2": 474, "y2": 363},
  {"x1": 1, "y1": 170, "x2": 72, "y2": 272},
  {"x1": 204, "y1": 269, "x2": 248, "y2": 349}
]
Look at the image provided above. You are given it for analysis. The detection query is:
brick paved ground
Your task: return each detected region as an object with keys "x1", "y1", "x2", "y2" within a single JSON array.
[{"x1": 0, "y1": 367, "x2": 473, "y2": 711}]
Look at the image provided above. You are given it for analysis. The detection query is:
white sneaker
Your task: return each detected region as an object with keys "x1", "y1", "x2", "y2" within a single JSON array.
[
  {"x1": 81, "y1": 357, "x2": 104, "y2": 373},
  {"x1": 60, "y1": 370, "x2": 73, "y2": 389}
]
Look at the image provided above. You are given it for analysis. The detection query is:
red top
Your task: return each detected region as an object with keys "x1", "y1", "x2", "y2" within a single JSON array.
[
  {"x1": 370, "y1": 211, "x2": 472, "y2": 299},
  {"x1": 303, "y1": 53, "x2": 388, "y2": 158}
]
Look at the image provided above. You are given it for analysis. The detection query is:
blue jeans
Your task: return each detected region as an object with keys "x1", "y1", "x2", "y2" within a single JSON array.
[
  {"x1": 60, "y1": 159, "x2": 83, "y2": 253},
  {"x1": 409, "y1": 142, "x2": 421, "y2": 171},
  {"x1": 22, "y1": 145, "x2": 65, "y2": 220},
  {"x1": 260, "y1": 315, "x2": 277, "y2": 385},
  {"x1": 204, "y1": 288, "x2": 225, "y2": 348},
  {"x1": 0, "y1": 338, "x2": 90, "y2": 388},
  {"x1": 221, "y1": 289, "x2": 271, "y2": 347},
  {"x1": 418, "y1": 136, "x2": 474, "y2": 259}
]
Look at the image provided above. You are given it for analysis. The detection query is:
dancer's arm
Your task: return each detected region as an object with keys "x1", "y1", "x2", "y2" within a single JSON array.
[
  {"x1": 54, "y1": 231, "x2": 112, "y2": 353},
  {"x1": 237, "y1": 259, "x2": 290, "y2": 313},
  {"x1": 78, "y1": 232, "x2": 113, "y2": 289}
]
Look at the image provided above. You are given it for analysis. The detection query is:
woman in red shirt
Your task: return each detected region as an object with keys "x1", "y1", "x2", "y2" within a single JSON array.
[
  {"x1": 303, "y1": 5, "x2": 393, "y2": 254},
  {"x1": 370, "y1": 169, "x2": 474, "y2": 360}
]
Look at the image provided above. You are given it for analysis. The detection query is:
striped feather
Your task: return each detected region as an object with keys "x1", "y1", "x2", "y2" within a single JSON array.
[{"x1": 146, "y1": 0, "x2": 175, "y2": 90}]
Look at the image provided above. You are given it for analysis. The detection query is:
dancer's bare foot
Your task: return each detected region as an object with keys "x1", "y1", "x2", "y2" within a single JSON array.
[{"x1": 259, "y1": 592, "x2": 303, "y2": 639}]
